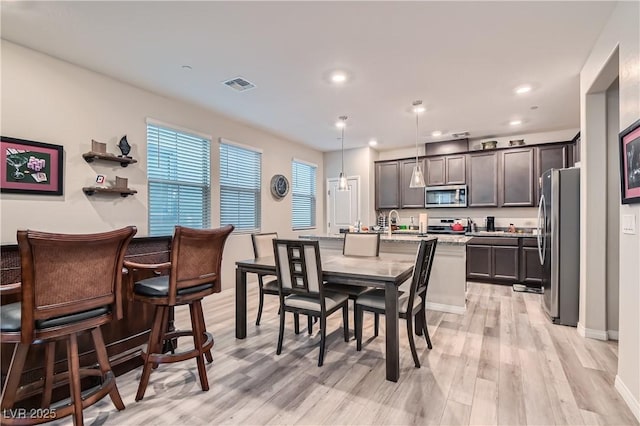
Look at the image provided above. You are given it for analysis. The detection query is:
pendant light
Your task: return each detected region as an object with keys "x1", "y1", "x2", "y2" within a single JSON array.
[
  {"x1": 337, "y1": 115, "x2": 349, "y2": 191},
  {"x1": 409, "y1": 100, "x2": 426, "y2": 188}
]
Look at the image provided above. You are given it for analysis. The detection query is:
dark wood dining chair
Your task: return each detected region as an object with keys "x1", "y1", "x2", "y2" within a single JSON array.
[
  {"x1": 251, "y1": 232, "x2": 279, "y2": 326},
  {"x1": 324, "y1": 232, "x2": 381, "y2": 335},
  {"x1": 272, "y1": 239, "x2": 350, "y2": 366},
  {"x1": 252, "y1": 232, "x2": 308, "y2": 334},
  {"x1": 354, "y1": 238, "x2": 437, "y2": 368},
  {"x1": 0, "y1": 226, "x2": 136, "y2": 426},
  {"x1": 123, "y1": 224, "x2": 233, "y2": 401}
]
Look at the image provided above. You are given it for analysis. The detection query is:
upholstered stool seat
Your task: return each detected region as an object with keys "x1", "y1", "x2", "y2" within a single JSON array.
[
  {"x1": 133, "y1": 276, "x2": 214, "y2": 297},
  {"x1": 0, "y1": 303, "x2": 109, "y2": 332}
]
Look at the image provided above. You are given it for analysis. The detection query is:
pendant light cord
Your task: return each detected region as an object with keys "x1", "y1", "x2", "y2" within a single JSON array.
[
  {"x1": 341, "y1": 125, "x2": 345, "y2": 173},
  {"x1": 415, "y1": 111, "x2": 419, "y2": 163}
]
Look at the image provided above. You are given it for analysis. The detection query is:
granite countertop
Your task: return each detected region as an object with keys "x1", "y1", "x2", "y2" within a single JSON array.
[
  {"x1": 466, "y1": 231, "x2": 537, "y2": 238},
  {"x1": 301, "y1": 233, "x2": 471, "y2": 246}
]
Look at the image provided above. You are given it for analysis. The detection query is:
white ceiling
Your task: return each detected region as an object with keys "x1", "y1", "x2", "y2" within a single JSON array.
[{"x1": 1, "y1": 1, "x2": 615, "y2": 152}]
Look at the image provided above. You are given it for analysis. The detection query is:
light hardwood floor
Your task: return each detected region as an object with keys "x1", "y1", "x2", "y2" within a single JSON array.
[{"x1": 56, "y1": 282, "x2": 638, "y2": 425}]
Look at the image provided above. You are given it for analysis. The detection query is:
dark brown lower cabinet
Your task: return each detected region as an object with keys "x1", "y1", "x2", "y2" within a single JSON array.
[
  {"x1": 466, "y1": 244, "x2": 492, "y2": 280},
  {"x1": 493, "y1": 245, "x2": 519, "y2": 280},
  {"x1": 520, "y1": 238, "x2": 543, "y2": 285},
  {"x1": 466, "y1": 237, "x2": 535, "y2": 284}
]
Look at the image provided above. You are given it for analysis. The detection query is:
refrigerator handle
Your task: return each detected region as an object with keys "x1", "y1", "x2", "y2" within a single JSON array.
[{"x1": 537, "y1": 194, "x2": 546, "y2": 265}]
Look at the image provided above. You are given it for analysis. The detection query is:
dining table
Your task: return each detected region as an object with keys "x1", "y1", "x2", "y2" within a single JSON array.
[{"x1": 235, "y1": 249, "x2": 415, "y2": 382}]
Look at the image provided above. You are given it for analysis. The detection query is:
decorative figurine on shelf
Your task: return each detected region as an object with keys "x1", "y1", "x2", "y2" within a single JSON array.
[{"x1": 117, "y1": 135, "x2": 131, "y2": 158}]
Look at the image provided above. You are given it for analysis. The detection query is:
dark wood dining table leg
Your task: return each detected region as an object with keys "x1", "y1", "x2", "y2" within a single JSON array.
[
  {"x1": 236, "y1": 267, "x2": 247, "y2": 339},
  {"x1": 384, "y1": 282, "x2": 400, "y2": 382}
]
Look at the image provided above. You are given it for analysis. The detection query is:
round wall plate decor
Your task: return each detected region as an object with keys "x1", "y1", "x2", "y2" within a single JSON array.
[{"x1": 270, "y1": 174, "x2": 289, "y2": 199}]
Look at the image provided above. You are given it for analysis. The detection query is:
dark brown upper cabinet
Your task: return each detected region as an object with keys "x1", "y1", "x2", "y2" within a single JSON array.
[
  {"x1": 375, "y1": 160, "x2": 400, "y2": 210},
  {"x1": 501, "y1": 147, "x2": 535, "y2": 207},
  {"x1": 537, "y1": 144, "x2": 569, "y2": 178},
  {"x1": 426, "y1": 155, "x2": 466, "y2": 186},
  {"x1": 400, "y1": 158, "x2": 426, "y2": 208},
  {"x1": 536, "y1": 143, "x2": 571, "y2": 204},
  {"x1": 468, "y1": 151, "x2": 499, "y2": 207}
]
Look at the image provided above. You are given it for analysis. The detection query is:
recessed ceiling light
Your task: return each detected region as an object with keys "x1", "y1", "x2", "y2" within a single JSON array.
[
  {"x1": 181, "y1": 65, "x2": 192, "y2": 70},
  {"x1": 510, "y1": 120, "x2": 522, "y2": 126},
  {"x1": 431, "y1": 131, "x2": 442, "y2": 137},
  {"x1": 369, "y1": 139, "x2": 378, "y2": 146},
  {"x1": 331, "y1": 72, "x2": 347, "y2": 84},
  {"x1": 515, "y1": 85, "x2": 532, "y2": 94}
]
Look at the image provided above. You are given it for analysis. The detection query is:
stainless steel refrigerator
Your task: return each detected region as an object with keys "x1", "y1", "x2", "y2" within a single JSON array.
[{"x1": 537, "y1": 167, "x2": 580, "y2": 326}]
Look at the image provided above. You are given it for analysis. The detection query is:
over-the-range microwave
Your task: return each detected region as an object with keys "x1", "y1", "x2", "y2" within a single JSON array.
[{"x1": 425, "y1": 184, "x2": 468, "y2": 208}]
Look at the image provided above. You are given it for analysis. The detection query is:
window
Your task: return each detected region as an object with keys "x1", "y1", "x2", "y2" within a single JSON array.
[
  {"x1": 292, "y1": 159, "x2": 317, "y2": 230},
  {"x1": 220, "y1": 140, "x2": 261, "y2": 232},
  {"x1": 147, "y1": 122, "x2": 210, "y2": 236}
]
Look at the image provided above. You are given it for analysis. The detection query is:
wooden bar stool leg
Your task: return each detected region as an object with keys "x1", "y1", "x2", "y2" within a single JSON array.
[
  {"x1": 189, "y1": 302, "x2": 209, "y2": 392},
  {"x1": 41, "y1": 341, "x2": 56, "y2": 408},
  {"x1": 91, "y1": 328, "x2": 125, "y2": 410},
  {"x1": 194, "y1": 300, "x2": 213, "y2": 363},
  {"x1": 1, "y1": 343, "x2": 30, "y2": 410},
  {"x1": 67, "y1": 333, "x2": 84, "y2": 426},
  {"x1": 154, "y1": 306, "x2": 170, "y2": 369},
  {"x1": 136, "y1": 306, "x2": 164, "y2": 401}
]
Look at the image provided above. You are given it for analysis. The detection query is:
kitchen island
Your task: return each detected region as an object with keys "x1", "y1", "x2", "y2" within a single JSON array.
[{"x1": 302, "y1": 233, "x2": 471, "y2": 314}]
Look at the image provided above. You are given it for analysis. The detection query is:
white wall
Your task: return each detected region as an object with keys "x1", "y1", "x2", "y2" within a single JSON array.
[
  {"x1": 606, "y1": 82, "x2": 620, "y2": 337},
  {"x1": 580, "y1": 1, "x2": 639, "y2": 419},
  {"x1": 323, "y1": 146, "x2": 377, "y2": 227},
  {"x1": 0, "y1": 41, "x2": 324, "y2": 288}
]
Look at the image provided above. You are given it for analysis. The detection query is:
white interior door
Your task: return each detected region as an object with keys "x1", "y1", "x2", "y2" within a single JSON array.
[{"x1": 327, "y1": 177, "x2": 359, "y2": 234}]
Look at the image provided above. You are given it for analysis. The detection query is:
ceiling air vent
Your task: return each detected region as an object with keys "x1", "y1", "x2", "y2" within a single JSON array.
[
  {"x1": 451, "y1": 131, "x2": 470, "y2": 138},
  {"x1": 222, "y1": 77, "x2": 256, "y2": 92}
]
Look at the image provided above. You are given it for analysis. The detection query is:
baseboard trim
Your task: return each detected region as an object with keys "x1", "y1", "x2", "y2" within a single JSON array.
[
  {"x1": 615, "y1": 375, "x2": 640, "y2": 422},
  {"x1": 577, "y1": 322, "x2": 608, "y2": 340},
  {"x1": 426, "y1": 301, "x2": 466, "y2": 315},
  {"x1": 608, "y1": 329, "x2": 619, "y2": 341}
]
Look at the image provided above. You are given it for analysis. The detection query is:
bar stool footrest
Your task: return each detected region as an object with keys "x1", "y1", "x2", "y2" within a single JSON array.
[{"x1": 142, "y1": 330, "x2": 214, "y2": 364}]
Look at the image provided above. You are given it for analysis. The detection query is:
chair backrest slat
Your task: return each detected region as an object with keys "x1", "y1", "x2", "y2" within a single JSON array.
[
  {"x1": 273, "y1": 239, "x2": 323, "y2": 297},
  {"x1": 343, "y1": 233, "x2": 380, "y2": 257}
]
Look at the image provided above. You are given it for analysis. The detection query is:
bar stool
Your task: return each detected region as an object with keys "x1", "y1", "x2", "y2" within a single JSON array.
[
  {"x1": 123, "y1": 225, "x2": 233, "y2": 401},
  {"x1": 0, "y1": 227, "x2": 136, "y2": 426}
]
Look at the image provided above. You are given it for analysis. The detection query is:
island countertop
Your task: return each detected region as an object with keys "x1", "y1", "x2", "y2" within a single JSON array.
[{"x1": 301, "y1": 233, "x2": 471, "y2": 246}]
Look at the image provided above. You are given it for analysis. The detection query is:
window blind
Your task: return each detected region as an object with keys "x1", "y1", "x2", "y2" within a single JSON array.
[
  {"x1": 292, "y1": 160, "x2": 316, "y2": 230},
  {"x1": 220, "y1": 142, "x2": 261, "y2": 232},
  {"x1": 147, "y1": 124, "x2": 211, "y2": 236}
]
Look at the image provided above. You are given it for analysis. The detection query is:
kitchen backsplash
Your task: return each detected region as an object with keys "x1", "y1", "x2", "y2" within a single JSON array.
[{"x1": 378, "y1": 207, "x2": 538, "y2": 231}]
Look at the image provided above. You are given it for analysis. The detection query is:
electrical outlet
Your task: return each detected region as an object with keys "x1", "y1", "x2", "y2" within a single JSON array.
[{"x1": 622, "y1": 214, "x2": 636, "y2": 235}]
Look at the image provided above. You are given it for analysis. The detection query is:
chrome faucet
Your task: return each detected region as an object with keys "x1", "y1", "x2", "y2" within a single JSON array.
[{"x1": 388, "y1": 210, "x2": 399, "y2": 237}]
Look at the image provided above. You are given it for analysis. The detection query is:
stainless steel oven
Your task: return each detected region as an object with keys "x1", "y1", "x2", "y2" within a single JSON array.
[{"x1": 425, "y1": 185, "x2": 468, "y2": 208}]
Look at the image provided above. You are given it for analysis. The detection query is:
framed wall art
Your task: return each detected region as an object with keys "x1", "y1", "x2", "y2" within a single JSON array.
[
  {"x1": 619, "y1": 119, "x2": 640, "y2": 204},
  {"x1": 1, "y1": 136, "x2": 64, "y2": 196}
]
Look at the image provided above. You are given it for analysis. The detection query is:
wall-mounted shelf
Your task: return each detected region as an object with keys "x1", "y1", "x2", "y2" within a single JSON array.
[
  {"x1": 82, "y1": 152, "x2": 137, "y2": 167},
  {"x1": 83, "y1": 187, "x2": 137, "y2": 197}
]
